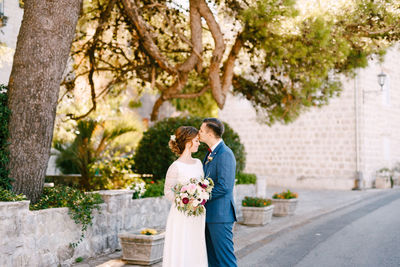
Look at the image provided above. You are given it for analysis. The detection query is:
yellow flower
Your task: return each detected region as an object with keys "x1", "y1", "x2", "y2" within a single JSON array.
[{"x1": 141, "y1": 228, "x2": 158, "y2": 235}]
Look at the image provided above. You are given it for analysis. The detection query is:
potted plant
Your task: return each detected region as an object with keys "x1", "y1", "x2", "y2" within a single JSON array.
[
  {"x1": 375, "y1": 168, "x2": 392, "y2": 189},
  {"x1": 118, "y1": 228, "x2": 165, "y2": 265},
  {"x1": 241, "y1": 196, "x2": 274, "y2": 226},
  {"x1": 271, "y1": 189, "x2": 298, "y2": 217}
]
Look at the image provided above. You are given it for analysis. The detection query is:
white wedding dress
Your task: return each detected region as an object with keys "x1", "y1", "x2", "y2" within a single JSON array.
[{"x1": 162, "y1": 159, "x2": 208, "y2": 267}]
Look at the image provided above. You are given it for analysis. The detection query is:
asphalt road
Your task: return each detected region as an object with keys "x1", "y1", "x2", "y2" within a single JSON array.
[{"x1": 238, "y1": 190, "x2": 400, "y2": 267}]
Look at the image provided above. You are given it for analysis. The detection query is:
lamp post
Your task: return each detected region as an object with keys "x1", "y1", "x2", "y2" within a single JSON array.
[
  {"x1": 362, "y1": 70, "x2": 387, "y2": 103},
  {"x1": 355, "y1": 70, "x2": 388, "y2": 189},
  {"x1": 0, "y1": 0, "x2": 7, "y2": 27},
  {"x1": 377, "y1": 72, "x2": 387, "y2": 90}
]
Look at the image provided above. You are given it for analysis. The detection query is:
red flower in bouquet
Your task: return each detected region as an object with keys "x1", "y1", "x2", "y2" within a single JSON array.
[{"x1": 172, "y1": 177, "x2": 214, "y2": 216}]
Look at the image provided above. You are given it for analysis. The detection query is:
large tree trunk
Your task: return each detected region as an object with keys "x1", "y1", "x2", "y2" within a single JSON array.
[{"x1": 7, "y1": 0, "x2": 82, "y2": 202}]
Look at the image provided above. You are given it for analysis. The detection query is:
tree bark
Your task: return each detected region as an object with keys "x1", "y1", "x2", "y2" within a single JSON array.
[{"x1": 7, "y1": 0, "x2": 82, "y2": 202}]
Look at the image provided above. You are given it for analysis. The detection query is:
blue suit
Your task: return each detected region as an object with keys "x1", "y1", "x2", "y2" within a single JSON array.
[{"x1": 203, "y1": 140, "x2": 237, "y2": 267}]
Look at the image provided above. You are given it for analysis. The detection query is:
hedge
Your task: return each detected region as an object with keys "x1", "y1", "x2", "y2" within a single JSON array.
[{"x1": 134, "y1": 116, "x2": 246, "y2": 180}]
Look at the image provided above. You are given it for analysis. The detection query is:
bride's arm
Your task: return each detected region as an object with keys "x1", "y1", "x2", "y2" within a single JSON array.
[{"x1": 164, "y1": 163, "x2": 179, "y2": 202}]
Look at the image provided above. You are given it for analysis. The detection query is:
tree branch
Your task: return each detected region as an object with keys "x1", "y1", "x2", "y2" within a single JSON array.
[
  {"x1": 121, "y1": 0, "x2": 177, "y2": 75},
  {"x1": 150, "y1": 72, "x2": 189, "y2": 120},
  {"x1": 198, "y1": 0, "x2": 226, "y2": 108},
  {"x1": 150, "y1": 95, "x2": 166, "y2": 121},
  {"x1": 170, "y1": 85, "x2": 210, "y2": 99},
  {"x1": 176, "y1": 0, "x2": 203, "y2": 72},
  {"x1": 221, "y1": 33, "x2": 243, "y2": 99}
]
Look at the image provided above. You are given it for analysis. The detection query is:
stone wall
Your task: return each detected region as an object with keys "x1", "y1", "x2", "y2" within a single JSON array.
[
  {"x1": 358, "y1": 47, "x2": 400, "y2": 188},
  {"x1": 1, "y1": 185, "x2": 256, "y2": 267},
  {"x1": 220, "y1": 47, "x2": 400, "y2": 190},
  {"x1": 0, "y1": 191, "x2": 170, "y2": 267},
  {"x1": 220, "y1": 86, "x2": 357, "y2": 190}
]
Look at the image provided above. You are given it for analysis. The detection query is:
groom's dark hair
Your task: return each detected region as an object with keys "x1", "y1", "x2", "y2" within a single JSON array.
[{"x1": 203, "y1": 118, "x2": 224, "y2": 138}]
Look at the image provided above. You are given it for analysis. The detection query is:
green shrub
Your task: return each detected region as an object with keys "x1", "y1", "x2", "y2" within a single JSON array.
[
  {"x1": 128, "y1": 178, "x2": 146, "y2": 199},
  {"x1": 236, "y1": 173, "x2": 257, "y2": 184},
  {"x1": 0, "y1": 187, "x2": 26, "y2": 201},
  {"x1": 242, "y1": 196, "x2": 272, "y2": 207},
  {"x1": 272, "y1": 189, "x2": 298, "y2": 199},
  {"x1": 54, "y1": 119, "x2": 135, "y2": 190},
  {"x1": 30, "y1": 186, "x2": 103, "y2": 248},
  {"x1": 142, "y1": 179, "x2": 165, "y2": 198},
  {"x1": 90, "y1": 153, "x2": 136, "y2": 190},
  {"x1": 134, "y1": 116, "x2": 246, "y2": 180},
  {"x1": 0, "y1": 84, "x2": 12, "y2": 190}
]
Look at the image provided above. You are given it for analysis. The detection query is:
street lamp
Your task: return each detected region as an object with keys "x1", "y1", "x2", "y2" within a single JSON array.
[
  {"x1": 363, "y1": 71, "x2": 387, "y2": 103},
  {"x1": 377, "y1": 72, "x2": 387, "y2": 90},
  {"x1": 0, "y1": 0, "x2": 8, "y2": 27}
]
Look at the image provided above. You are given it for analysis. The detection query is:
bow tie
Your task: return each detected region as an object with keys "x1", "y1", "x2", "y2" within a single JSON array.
[{"x1": 207, "y1": 148, "x2": 212, "y2": 153}]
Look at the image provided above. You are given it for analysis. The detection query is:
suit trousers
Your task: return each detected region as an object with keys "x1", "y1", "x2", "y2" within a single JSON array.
[{"x1": 205, "y1": 222, "x2": 237, "y2": 267}]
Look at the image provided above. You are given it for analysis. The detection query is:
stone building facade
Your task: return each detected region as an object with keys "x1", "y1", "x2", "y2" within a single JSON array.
[{"x1": 220, "y1": 47, "x2": 400, "y2": 190}]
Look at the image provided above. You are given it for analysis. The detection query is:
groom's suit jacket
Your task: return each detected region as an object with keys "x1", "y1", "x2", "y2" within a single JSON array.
[{"x1": 203, "y1": 140, "x2": 237, "y2": 223}]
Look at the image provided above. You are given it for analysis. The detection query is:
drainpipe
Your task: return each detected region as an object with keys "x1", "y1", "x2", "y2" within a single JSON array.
[{"x1": 354, "y1": 70, "x2": 363, "y2": 190}]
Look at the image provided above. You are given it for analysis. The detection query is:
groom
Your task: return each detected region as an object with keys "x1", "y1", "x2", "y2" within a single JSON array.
[{"x1": 199, "y1": 118, "x2": 237, "y2": 267}]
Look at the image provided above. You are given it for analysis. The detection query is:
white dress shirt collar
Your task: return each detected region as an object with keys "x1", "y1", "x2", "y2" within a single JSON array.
[{"x1": 210, "y1": 139, "x2": 223, "y2": 152}]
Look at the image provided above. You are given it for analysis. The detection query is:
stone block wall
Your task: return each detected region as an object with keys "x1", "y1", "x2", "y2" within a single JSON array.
[
  {"x1": 358, "y1": 47, "x2": 400, "y2": 187},
  {"x1": 220, "y1": 47, "x2": 400, "y2": 190},
  {"x1": 220, "y1": 86, "x2": 357, "y2": 190},
  {"x1": 1, "y1": 185, "x2": 257, "y2": 266},
  {"x1": 0, "y1": 191, "x2": 171, "y2": 267}
]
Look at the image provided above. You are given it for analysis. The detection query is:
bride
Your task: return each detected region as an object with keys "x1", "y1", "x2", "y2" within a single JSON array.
[{"x1": 162, "y1": 126, "x2": 208, "y2": 267}]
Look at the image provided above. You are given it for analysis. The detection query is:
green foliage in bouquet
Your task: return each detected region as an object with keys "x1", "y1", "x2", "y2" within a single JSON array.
[
  {"x1": 272, "y1": 189, "x2": 298, "y2": 199},
  {"x1": 30, "y1": 186, "x2": 103, "y2": 248},
  {"x1": 236, "y1": 173, "x2": 257, "y2": 184},
  {"x1": 0, "y1": 84, "x2": 12, "y2": 190},
  {"x1": 242, "y1": 196, "x2": 272, "y2": 207},
  {"x1": 134, "y1": 116, "x2": 246, "y2": 180}
]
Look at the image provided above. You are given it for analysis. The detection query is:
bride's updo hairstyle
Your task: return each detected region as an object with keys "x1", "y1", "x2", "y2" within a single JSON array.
[{"x1": 169, "y1": 126, "x2": 199, "y2": 155}]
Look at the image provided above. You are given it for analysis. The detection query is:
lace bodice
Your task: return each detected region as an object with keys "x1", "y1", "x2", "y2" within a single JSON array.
[{"x1": 164, "y1": 159, "x2": 204, "y2": 202}]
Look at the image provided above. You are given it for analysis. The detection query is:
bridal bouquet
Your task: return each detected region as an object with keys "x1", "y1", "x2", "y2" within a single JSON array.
[{"x1": 172, "y1": 177, "x2": 214, "y2": 216}]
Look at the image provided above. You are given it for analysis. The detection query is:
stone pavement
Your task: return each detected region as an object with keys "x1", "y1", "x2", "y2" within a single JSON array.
[{"x1": 72, "y1": 186, "x2": 386, "y2": 267}]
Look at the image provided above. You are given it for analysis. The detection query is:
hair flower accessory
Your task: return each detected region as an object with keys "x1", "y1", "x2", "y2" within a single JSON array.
[{"x1": 170, "y1": 135, "x2": 176, "y2": 141}]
